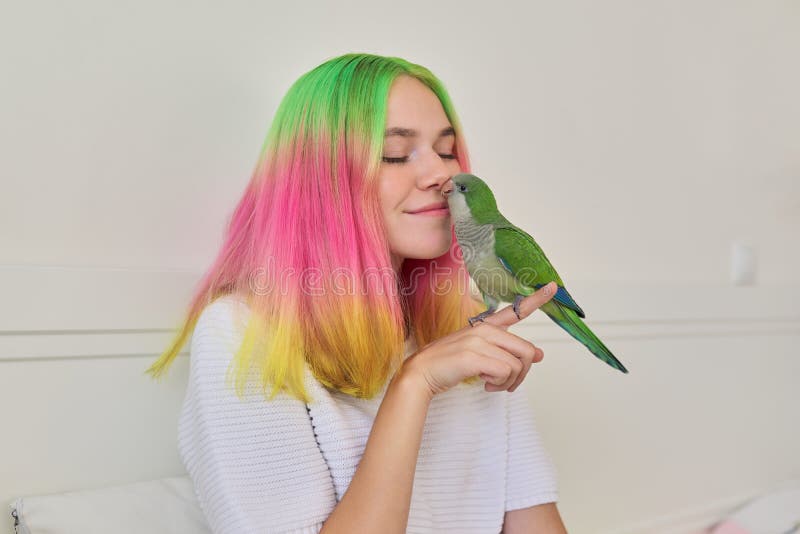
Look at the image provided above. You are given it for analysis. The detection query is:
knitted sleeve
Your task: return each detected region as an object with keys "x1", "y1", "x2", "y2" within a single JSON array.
[
  {"x1": 177, "y1": 296, "x2": 337, "y2": 534},
  {"x1": 504, "y1": 387, "x2": 559, "y2": 512}
]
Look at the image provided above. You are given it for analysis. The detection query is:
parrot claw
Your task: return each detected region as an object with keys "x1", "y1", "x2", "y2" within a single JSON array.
[
  {"x1": 468, "y1": 315, "x2": 485, "y2": 327},
  {"x1": 468, "y1": 307, "x2": 496, "y2": 327},
  {"x1": 512, "y1": 294, "x2": 525, "y2": 320}
]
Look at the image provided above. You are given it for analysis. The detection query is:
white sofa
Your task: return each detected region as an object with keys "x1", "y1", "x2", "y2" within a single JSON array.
[{"x1": 9, "y1": 476, "x2": 210, "y2": 534}]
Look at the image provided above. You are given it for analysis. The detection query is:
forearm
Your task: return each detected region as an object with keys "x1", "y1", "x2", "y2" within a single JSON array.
[
  {"x1": 319, "y1": 367, "x2": 432, "y2": 534},
  {"x1": 503, "y1": 503, "x2": 568, "y2": 534}
]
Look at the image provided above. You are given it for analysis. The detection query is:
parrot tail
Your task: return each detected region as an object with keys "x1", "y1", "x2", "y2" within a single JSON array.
[{"x1": 541, "y1": 301, "x2": 629, "y2": 374}]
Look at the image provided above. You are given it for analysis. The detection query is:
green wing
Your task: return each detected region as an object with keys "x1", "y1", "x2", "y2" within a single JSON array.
[{"x1": 493, "y1": 226, "x2": 585, "y2": 318}]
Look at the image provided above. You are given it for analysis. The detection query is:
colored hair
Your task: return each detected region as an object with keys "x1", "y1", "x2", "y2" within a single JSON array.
[{"x1": 145, "y1": 52, "x2": 485, "y2": 403}]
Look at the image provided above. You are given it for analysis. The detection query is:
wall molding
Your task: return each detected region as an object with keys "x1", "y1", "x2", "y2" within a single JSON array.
[{"x1": 2, "y1": 265, "x2": 798, "y2": 362}]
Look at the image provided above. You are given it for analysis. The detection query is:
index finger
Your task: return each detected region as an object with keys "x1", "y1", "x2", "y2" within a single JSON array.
[{"x1": 481, "y1": 281, "x2": 557, "y2": 329}]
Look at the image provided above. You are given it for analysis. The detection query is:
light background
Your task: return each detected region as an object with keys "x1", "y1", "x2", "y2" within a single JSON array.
[{"x1": 1, "y1": 1, "x2": 798, "y2": 533}]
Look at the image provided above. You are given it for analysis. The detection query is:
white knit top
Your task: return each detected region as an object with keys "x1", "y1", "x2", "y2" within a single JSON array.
[{"x1": 178, "y1": 295, "x2": 559, "y2": 534}]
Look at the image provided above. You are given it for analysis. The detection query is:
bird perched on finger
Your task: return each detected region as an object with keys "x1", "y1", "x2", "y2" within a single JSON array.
[{"x1": 442, "y1": 172, "x2": 628, "y2": 374}]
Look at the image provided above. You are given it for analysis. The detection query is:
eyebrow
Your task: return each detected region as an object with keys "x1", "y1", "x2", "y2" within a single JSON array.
[{"x1": 384, "y1": 126, "x2": 455, "y2": 138}]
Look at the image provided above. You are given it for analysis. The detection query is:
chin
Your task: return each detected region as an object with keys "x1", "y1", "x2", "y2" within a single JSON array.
[{"x1": 402, "y1": 241, "x2": 452, "y2": 261}]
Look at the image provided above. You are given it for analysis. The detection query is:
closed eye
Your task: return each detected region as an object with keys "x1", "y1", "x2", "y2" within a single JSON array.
[{"x1": 382, "y1": 154, "x2": 457, "y2": 164}]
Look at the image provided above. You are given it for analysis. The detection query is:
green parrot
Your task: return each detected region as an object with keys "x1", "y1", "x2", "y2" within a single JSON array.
[{"x1": 442, "y1": 172, "x2": 628, "y2": 374}]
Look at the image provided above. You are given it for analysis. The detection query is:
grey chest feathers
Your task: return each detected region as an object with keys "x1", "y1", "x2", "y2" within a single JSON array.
[{"x1": 452, "y1": 220, "x2": 528, "y2": 303}]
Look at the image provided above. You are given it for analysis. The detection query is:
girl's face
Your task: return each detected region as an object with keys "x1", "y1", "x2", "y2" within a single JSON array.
[{"x1": 378, "y1": 75, "x2": 461, "y2": 272}]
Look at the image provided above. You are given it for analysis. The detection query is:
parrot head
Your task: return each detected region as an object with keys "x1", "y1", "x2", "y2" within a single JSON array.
[{"x1": 442, "y1": 173, "x2": 501, "y2": 225}]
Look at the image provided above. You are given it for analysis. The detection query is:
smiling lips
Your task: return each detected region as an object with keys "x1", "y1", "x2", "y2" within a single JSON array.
[
  {"x1": 406, "y1": 201, "x2": 449, "y2": 216},
  {"x1": 409, "y1": 207, "x2": 449, "y2": 217}
]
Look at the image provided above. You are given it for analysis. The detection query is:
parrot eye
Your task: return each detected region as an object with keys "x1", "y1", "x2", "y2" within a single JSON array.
[{"x1": 457, "y1": 184, "x2": 467, "y2": 192}]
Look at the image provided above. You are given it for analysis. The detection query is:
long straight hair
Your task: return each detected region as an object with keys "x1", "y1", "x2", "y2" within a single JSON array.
[{"x1": 145, "y1": 53, "x2": 484, "y2": 402}]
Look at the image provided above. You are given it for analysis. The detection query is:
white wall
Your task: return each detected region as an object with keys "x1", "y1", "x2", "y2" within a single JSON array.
[{"x1": 1, "y1": 1, "x2": 798, "y2": 533}]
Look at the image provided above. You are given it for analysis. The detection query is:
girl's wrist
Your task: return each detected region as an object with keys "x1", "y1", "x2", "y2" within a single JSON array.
[{"x1": 391, "y1": 364, "x2": 434, "y2": 403}]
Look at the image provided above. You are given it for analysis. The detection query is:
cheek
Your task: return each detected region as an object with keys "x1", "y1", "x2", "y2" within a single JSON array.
[{"x1": 376, "y1": 172, "x2": 406, "y2": 212}]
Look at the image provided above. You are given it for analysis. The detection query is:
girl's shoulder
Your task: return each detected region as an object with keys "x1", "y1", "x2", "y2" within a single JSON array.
[{"x1": 200, "y1": 293, "x2": 252, "y2": 326}]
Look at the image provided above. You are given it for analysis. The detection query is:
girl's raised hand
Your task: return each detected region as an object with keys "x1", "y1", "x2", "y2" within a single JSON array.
[{"x1": 399, "y1": 281, "x2": 557, "y2": 398}]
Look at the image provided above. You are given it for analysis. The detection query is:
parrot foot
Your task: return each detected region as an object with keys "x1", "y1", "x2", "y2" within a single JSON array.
[
  {"x1": 468, "y1": 307, "x2": 496, "y2": 327},
  {"x1": 512, "y1": 294, "x2": 525, "y2": 320}
]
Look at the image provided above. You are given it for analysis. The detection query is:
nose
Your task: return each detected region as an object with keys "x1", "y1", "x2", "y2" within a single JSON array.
[{"x1": 416, "y1": 150, "x2": 454, "y2": 195}]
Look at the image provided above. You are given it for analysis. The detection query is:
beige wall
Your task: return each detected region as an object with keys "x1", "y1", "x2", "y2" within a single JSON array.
[{"x1": 1, "y1": 1, "x2": 798, "y2": 533}]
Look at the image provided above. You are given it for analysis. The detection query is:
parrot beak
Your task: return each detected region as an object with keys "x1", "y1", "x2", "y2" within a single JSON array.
[{"x1": 441, "y1": 180, "x2": 453, "y2": 198}]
